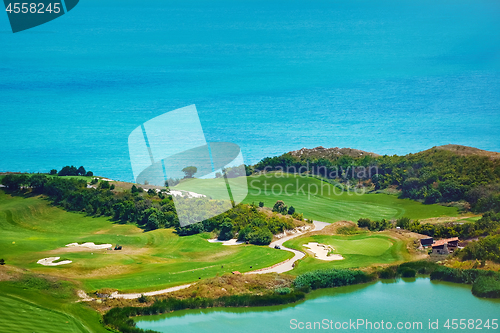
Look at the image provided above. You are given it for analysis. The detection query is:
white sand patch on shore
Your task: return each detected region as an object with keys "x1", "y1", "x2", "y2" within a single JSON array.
[
  {"x1": 37, "y1": 257, "x2": 72, "y2": 266},
  {"x1": 208, "y1": 238, "x2": 245, "y2": 246},
  {"x1": 66, "y1": 242, "x2": 112, "y2": 250},
  {"x1": 142, "y1": 188, "x2": 206, "y2": 198},
  {"x1": 304, "y1": 242, "x2": 344, "y2": 261}
]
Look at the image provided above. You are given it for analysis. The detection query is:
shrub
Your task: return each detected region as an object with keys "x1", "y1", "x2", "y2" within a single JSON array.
[
  {"x1": 272, "y1": 200, "x2": 288, "y2": 214},
  {"x1": 400, "y1": 268, "x2": 417, "y2": 278},
  {"x1": 258, "y1": 201, "x2": 264, "y2": 208},
  {"x1": 471, "y1": 276, "x2": 500, "y2": 298},
  {"x1": 0, "y1": 259, "x2": 5, "y2": 265},
  {"x1": 138, "y1": 294, "x2": 149, "y2": 303},
  {"x1": 274, "y1": 287, "x2": 292, "y2": 295},
  {"x1": 294, "y1": 269, "x2": 374, "y2": 290},
  {"x1": 378, "y1": 267, "x2": 397, "y2": 279}
]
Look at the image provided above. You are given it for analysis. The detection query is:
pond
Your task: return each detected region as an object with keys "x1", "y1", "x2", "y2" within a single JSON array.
[{"x1": 136, "y1": 278, "x2": 500, "y2": 333}]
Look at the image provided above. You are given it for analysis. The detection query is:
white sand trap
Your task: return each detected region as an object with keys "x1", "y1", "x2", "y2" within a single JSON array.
[
  {"x1": 304, "y1": 242, "x2": 344, "y2": 261},
  {"x1": 37, "y1": 257, "x2": 72, "y2": 266},
  {"x1": 66, "y1": 242, "x2": 112, "y2": 250},
  {"x1": 208, "y1": 238, "x2": 245, "y2": 246},
  {"x1": 167, "y1": 190, "x2": 206, "y2": 198}
]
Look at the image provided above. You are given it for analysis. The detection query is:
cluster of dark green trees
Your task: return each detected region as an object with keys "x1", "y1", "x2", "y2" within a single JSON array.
[
  {"x1": 50, "y1": 165, "x2": 93, "y2": 177},
  {"x1": 175, "y1": 203, "x2": 296, "y2": 245},
  {"x1": 253, "y1": 149, "x2": 500, "y2": 212},
  {"x1": 1, "y1": 173, "x2": 296, "y2": 245},
  {"x1": 357, "y1": 218, "x2": 392, "y2": 231},
  {"x1": 271, "y1": 200, "x2": 302, "y2": 220}
]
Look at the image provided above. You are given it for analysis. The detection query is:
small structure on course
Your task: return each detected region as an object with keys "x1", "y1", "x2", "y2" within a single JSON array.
[{"x1": 431, "y1": 237, "x2": 459, "y2": 255}]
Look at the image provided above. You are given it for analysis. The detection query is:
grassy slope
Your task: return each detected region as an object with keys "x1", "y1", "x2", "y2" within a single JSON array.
[
  {"x1": 0, "y1": 190, "x2": 291, "y2": 293},
  {"x1": 174, "y1": 174, "x2": 459, "y2": 222},
  {"x1": 0, "y1": 278, "x2": 107, "y2": 333},
  {"x1": 284, "y1": 233, "x2": 409, "y2": 275}
]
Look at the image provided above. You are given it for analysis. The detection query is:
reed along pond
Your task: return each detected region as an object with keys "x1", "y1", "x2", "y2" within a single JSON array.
[{"x1": 135, "y1": 278, "x2": 500, "y2": 333}]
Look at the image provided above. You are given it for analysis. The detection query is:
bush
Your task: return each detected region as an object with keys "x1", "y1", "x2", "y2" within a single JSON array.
[
  {"x1": 272, "y1": 200, "x2": 288, "y2": 214},
  {"x1": 258, "y1": 202, "x2": 264, "y2": 208},
  {"x1": 430, "y1": 266, "x2": 500, "y2": 286},
  {"x1": 218, "y1": 221, "x2": 234, "y2": 241},
  {"x1": 294, "y1": 269, "x2": 374, "y2": 290},
  {"x1": 138, "y1": 294, "x2": 149, "y2": 303},
  {"x1": 399, "y1": 261, "x2": 439, "y2": 274},
  {"x1": 274, "y1": 287, "x2": 292, "y2": 295},
  {"x1": 0, "y1": 259, "x2": 5, "y2": 265},
  {"x1": 378, "y1": 267, "x2": 397, "y2": 279},
  {"x1": 248, "y1": 228, "x2": 273, "y2": 245},
  {"x1": 400, "y1": 268, "x2": 417, "y2": 278},
  {"x1": 471, "y1": 276, "x2": 500, "y2": 298}
]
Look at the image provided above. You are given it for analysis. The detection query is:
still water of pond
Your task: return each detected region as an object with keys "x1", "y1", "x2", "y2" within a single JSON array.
[{"x1": 136, "y1": 278, "x2": 500, "y2": 333}]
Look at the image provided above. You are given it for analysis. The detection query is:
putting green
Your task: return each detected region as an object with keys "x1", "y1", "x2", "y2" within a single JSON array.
[{"x1": 284, "y1": 233, "x2": 409, "y2": 274}]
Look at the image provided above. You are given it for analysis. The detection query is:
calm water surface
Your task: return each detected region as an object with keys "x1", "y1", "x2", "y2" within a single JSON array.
[
  {"x1": 136, "y1": 278, "x2": 500, "y2": 333},
  {"x1": 1, "y1": 0, "x2": 500, "y2": 180}
]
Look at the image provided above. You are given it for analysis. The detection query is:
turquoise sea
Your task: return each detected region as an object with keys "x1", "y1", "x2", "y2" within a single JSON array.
[{"x1": 1, "y1": 0, "x2": 499, "y2": 182}]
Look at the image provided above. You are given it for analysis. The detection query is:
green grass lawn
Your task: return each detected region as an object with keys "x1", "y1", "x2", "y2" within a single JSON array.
[
  {"x1": 284, "y1": 233, "x2": 409, "y2": 275},
  {"x1": 0, "y1": 190, "x2": 291, "y2": 293},
  {"x1": 174, "y1": 173, "x2": 459, "y2": 223},
  {"x1": 0, "y1": 278, "x2": 107, "y2": 333}
]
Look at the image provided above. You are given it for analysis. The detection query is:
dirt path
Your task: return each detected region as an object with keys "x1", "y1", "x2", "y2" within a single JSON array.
[
  {"x1": 247, "y1": 220, "x2": 329, "y2": 274},
  {"x1": 78, "y1": 221, "x2": 330, "y2": 300}
]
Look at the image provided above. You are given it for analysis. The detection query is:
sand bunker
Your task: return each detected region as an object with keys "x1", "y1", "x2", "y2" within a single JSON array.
[
  {"x1": 37, "y1": 257, "x2": 72, "y2": 266},
  {"x1": 304, "y1": 242, "x2": 344, "y2": 261},
  {"x1": 66, "y1": 242, "x2": 112, "y2": 250},
  {"x1": 208, "y1": 238, "x2": 245, "y2": 246}
]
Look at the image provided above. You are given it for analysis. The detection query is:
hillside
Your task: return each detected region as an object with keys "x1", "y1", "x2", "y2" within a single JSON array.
[
  {"x1": 287, "y1": 144, "x2": 499, "y2": 161},
  {"x1": 420, "y1": 144, "x2": 500, "y2": 159},
  {"x1": 289, "y1": 146, "x2": 380, "y2": 160}
]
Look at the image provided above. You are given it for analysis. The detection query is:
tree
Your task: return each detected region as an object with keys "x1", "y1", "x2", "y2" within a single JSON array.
[
  {"x1": 30, "y1": 174, "x2": 48, "y2": 193},
  {"x1": 77, "y1": 166, "x2": 86, "y2": 176},
  {"x1": 218, "y1": 219, "x2": 234, "y2": 240},
  {"x1": 100, "y1": 181, "x2": 110, "y2": 189},
  {"x1": 85, "y1": 171, "x2": 93, "y2": 177},
  {"x1": 110, "y1": 184, "x2": 115, "y2": 190},
  {"x1": 90, "y1": 178, "x2": 98, "y2": 185},
  {"x1": 49, "y1": 169, "x2": 57, "y2": 175},
  {"x1": 396, "y1": 217, "x2": 411, "y2": 229},
  {"x1": 288, "y1": 206, "x2": 295, "y2": 215},
  {"x1": 146, "y1": 213, "x2": 159, "y2": 231},
  {"x1": 147, "y1": 188, "x2": 156, "y2": 196},
  {"x1": 248, "y1": 228, "x2": 273, "y2": 245},
  {"x1": 58, "y1": 165, "x2": 78, "y2": 176},
  {"x1": 357, "y1": 218, "x2": 372, "y2": 229},
  {"x1": 182, "y1": 166, "x2": 198, "y2": 179},
  {"x1": 0, "y1": 259, "x2": 5, "y2": 265},
  {"x1": 259, "y1": 201, "x2": 264, "y2": 208},
  {"x1": 131, "y1": 185, "x2": 139, "y2": 193},
  {"x1": 272, "y1": 200, "x2": 287, "y2": 214},
  {"x1": 2, "y1": 174, "x2": 24, "y2": 190}
]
